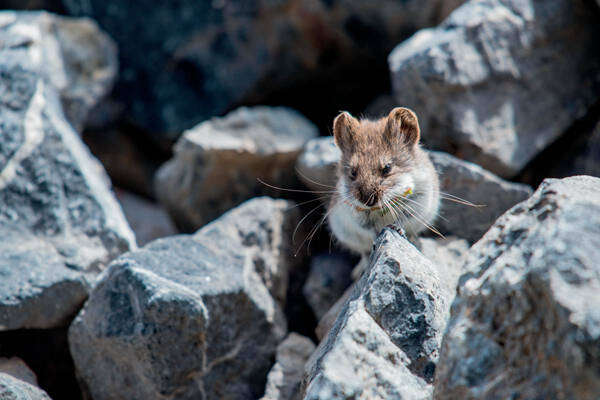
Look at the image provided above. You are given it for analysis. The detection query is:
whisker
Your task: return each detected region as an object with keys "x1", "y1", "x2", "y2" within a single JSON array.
[
  {"x1": 257, "y1": 178, "x2": 337, "y2": 194},
  {"x1": 391, "y1": 197, "x2": 445, "y2": 238},
  {"x1": 285, "y1": 195, "x2": 332, "y2": 211},
  {"x1": 295, "y1": 167, "x2": 337, "y2": 189},
  {"x1": 292, "y1": 202, "x2": 325, "y2": 245},
  {"x1": 398, "y1": 194, "x2": 449, "y2": 223}
]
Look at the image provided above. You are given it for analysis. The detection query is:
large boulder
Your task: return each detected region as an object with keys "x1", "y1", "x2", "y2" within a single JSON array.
[
  {"x1": 69, "y1": 197, "x2": 304, "y2": 400},
  {"x1": 0, "y1": 12, "x2": 134, "y2": 330},
  {"x1": 435, "y1": 176, "x2": 600, "y2": 400},
  {"x1": 155, "y1": 106, "x2": 318, "y2": 231},
  {"x1": 389, "y1": 0, "x2": 600, "y2": 178},
  {"x1": 0, "y1": 11, "x2": 117, "y2": 131},
  {"x1": 303, "y1": 228, "x2": 461, "y2": 399},
  {"x1": 0, "y1": 373, "x2": 51, "y2": 400},
  {"x1": 261, "y1": 333, "x2": 316, "y2": 400},
  {"x1": 57, "y1": 0, "x2": 463, "y2": 139},
  {"x1": 295, "y1": 137, "x2": 531, "y2": 242}
]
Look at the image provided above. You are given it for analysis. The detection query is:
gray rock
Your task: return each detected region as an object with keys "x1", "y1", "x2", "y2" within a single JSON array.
[
  {"x1": 520, "y1": 111, "x2": 600, "y2": 185},
  {"x1": 0, "y1": 358, "x2": 38, "y2": 387},
  {"x1": 304, "y1": 228, "x2": 458, "y2": 398},
  {"x1": 115, "y1": 189, "x2": 178, "y2": 247},
  {"x1": 261, "y1": 333, "x2": 316, "y2": 400},
  {"x1": 419, "y1": 236, "x2": 469, "y2": 299},
  {"x1": 388, "y1": 0, "x2": 600, "y2": 177},
  {"x1": 0, "y1": 11, "x2": 117, "y2": 132},
  {"x1": 429, "y1": 151, "x2": 532, "y2": 242},
  {"x1": 295, "y1": 137, "x2": 531, "y2": 242},
  {"x1": 302, "y1": 253, "x2": 354, "y2": 321},
  {"x1": 434, "y1": 176, "x2": 600, "y2": 400},
  {"x1": 58, "y1": 0, "x2": 463, "y2": 138},
  {"x1": 156, "y1": 106, "x2": 318, "y2": 231},
  {"x1": 194, "y1": 197, "x2": 306, "y2": 306},
  {"x1": 0, "y1": 18, "x2": 135, "y2": 330},
  {"x1": 295, "y1": 137, "x2": 340, "y2": 195},
  {"x1": 69, "y1": 197, "x2": 304, "y2": 400},
  {"x1": 0, "y1": 373, "x2": 51, "y2": 400}
]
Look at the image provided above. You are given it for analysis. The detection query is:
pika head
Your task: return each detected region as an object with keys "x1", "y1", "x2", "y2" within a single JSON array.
[{"x1": 332, "y1": 107, "x2": 421, "y2": 208}]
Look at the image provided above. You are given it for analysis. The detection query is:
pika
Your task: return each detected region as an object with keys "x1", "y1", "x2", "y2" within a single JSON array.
[{"x1": 327, "y1": 107, "x2": 440, "y2": 269}]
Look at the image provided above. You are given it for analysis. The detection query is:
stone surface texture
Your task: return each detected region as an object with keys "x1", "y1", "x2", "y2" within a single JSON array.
[
  {"x1": 156, "y1": 106, "x2": 318, "y2": 231},
  {"x1": 59, "y1": 0, "x2": 463, "y2": 138},
  {"x1": 304, "y1": 228, "x2": 461, "y2": 399},
  {"x1": 0, "y1": 11, "x2": 117, "y2": 131},
  {"x1": 261, "y1": 333, "x2": 316, "y2": 400},
  {"x1": 389, "y1": 0, "x2": 600, "y2": 177},
  {"x1": 0, "y1": 11, "x2": 134, "y2": 330},
  {"x1": 295, "y1": 137, "x2": 531, "y2": 242},
  {"x1": 69, "y1": 197, "x2": 303, "y2": 400},
  {"x1": 0, "y1": 373, "x2": 51, "y2": 400},
  {"x1": 435, "y1": 176, "x2": 600, "y2": 400}
]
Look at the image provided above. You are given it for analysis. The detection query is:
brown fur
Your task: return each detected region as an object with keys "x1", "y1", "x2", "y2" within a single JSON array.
[{"x1": 333, "y1": 107, "x2": 421, "y2": 206}]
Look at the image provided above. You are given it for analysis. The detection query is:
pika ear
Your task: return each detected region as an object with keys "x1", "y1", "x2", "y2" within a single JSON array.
[
  {"x1": 333, "y1": 111, "x2": 358, "y2": 151},
  {"x1": 385, "y1": 107, "x2": 420, "y2": 148}
]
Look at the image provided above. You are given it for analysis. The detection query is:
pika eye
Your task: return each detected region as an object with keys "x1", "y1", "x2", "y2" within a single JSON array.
[
  {"x1": 349, "y1": 168, "x2": 357, "y2": 180},
  {"x1": 382, "y1": 163, "x2": 392, "y2": 176}
]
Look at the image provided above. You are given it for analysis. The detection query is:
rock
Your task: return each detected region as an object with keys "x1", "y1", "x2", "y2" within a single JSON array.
[
  {"x1": 0, "y1": 358, "x2": 38, "y2": 387},
  {"x1": 261, "y1": 333, "x2": 316, "y2": 400},
  {"x1": 69, "y1": 197, "x2": 304, "y2": 400},
  {"x1": 429, "y1": 151, "x2": 532, "y2": 242},
  {"x1": 0, "y1": 373, "x2": 51, "y2": 400},
  {"x1": 302, "y1": 252, "x2": 354, "y2": 321},
  {"x1": 0, "y1": 11, "x2": 117, "y2": 132},
  {"x1": 434, "y1": 176, "x2": 600, "y2": 400},
  {"x1": 304, "y1": 228, "x2": 459, "y2": 398},
  {"x1": 295, "y1": 137, "x2": 340, "y2": 195},
  {"x1": 388, "y1": 0, "x2": 600, "y2": 178},
  {"x1": 295, "y1": 137, "x2": 531, "y2": 242},
  {"x1": 58, "y1": 0, "x2": 463, "y2": 139},
  {"x1": 194, "y1": 197, "x2": 306, "y2": 306},
  {"x1": 156, "y1": 106, "x2": 318, "y2": 231},
  {"x1": 519, "y1": 106, "x2": 600, "y2": 186},
  {"x1": 115, "y1": 189, "x2": 178, "y2": 247},
  {"x1": 0, "y1": 16, "x2": 135, "y2": 330},
  {"x1": 315, "y1": 236, "x2": 468, "y2": 342},
  {"x1": 419, "y1": 236, "x2": 469, "y2": 299}
]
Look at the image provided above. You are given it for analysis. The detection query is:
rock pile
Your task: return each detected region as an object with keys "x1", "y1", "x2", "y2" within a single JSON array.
[{"x1": 0, "y1": 0, "x2": 599, "y2": 399}]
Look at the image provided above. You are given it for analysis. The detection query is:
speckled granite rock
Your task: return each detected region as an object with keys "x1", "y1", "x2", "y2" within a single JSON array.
[
  {"x1": 69, "y1": 197, "x2": 305, "y2": 400},
  {"x1": 435, "y1": 176, "x2": 600, "y2": 400},
  {"x1": 389, "y1": 0, "x2": 600, "y2": 177},
  {"x1": 0, "y1": 15, "x2": 134, "y2": 330},
  {"x1": 0, "y1": 373, "x2": 51, "y2": 400},
  {"x1": 304, "y1": 228, "x2": 461, "y2": 399}
]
